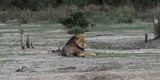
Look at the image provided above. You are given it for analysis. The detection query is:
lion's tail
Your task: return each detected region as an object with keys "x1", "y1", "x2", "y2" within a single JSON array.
[{"x1": 48, "y1": 47, "x2": 62, "y2": 54}]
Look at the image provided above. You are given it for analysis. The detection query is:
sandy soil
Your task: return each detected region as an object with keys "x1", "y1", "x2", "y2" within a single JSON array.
[{"x1": 0, "y1": 52, "x2": 160, "y2": 80}]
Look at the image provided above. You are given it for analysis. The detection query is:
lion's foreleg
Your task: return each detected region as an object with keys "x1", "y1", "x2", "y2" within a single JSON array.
[
  {"x1": 85, "y1": 51, "x2": 96, "y2": 56},
  {"x1": 77, "y1": 51, "x2": 96, "y2": 57}
]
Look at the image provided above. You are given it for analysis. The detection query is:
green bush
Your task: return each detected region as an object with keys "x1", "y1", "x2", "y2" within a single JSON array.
[
  {"x1": 68, "y1": 26, "x2": 87, "y2": 34},
  {"x1": 59, "y1": 11, "x2": 94, "y2": 34}
]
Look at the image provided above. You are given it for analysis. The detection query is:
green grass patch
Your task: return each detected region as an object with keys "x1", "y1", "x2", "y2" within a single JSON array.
[
  {"x1": 23, "y1": 23, "x2": 62, "y2": 32},
  {"x1": 0, "y1": 22, "x2": 62, "y2": 33},
  {"x1": 94, "y1": 53, "x2": 160, "y2": 58},
  {"x1": 0, "y1": 59, "x2": 13, "y2": 63},
  {"x1": 0, "y1": 54, "x2": 11, "y2": 58},
  {"x1": 92, "y1": 22, "x2": 152, "y2": 33},
  {"x1": 95, "y1": 53, "x2": 131, "y2": 58},
  {"x1": 88, "y1": 42, "x2": 134, "y2": 50},
  {"x1": 0, "y1": 43, "x2": 20, "y2": 47},
  {"x1": 0, "y1": 22, "x2": 22, "y2": 29},
  {"x1": 88, "y1": 42, "x2": 113, "y2": 49}
]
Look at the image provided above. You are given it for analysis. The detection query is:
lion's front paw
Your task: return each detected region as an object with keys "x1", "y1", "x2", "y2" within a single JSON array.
[
  {"x1": 89, "y1": 52, "x2": 96, "y2": 56},
  {"x1": 85, "y1": 51, "x2": 96, "y2": 56}
]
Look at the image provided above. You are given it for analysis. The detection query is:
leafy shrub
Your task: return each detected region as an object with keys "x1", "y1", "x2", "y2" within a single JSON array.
[
  {"x1": 59, "y1": 11, "x2": 95, "y2": 34},
  {"x1": 68, "y1": 26, "x2": 87, "y2": 34}
]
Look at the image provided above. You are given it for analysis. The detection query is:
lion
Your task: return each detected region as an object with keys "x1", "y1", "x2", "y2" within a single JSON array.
[{"x1": 61, "y1": 33, "x2": 96, "y2": 57}]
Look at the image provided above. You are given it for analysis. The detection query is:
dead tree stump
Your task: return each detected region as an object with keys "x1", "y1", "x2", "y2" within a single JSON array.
[
  {"x1": 20, "y1": 29, "x2": 25, "y2": 50},
  {"x1": 26, "y1": 35, "x2": 35, "y2": 49},
  {"x1": 30, "y1": 42, "x2": 34, "y2": 48},
  {"x1": 26, "y1": 35, "x2": 30, "y2": 48},
  {"x1": 145, "y1": 33, "x2": 148, "y2": 43}
]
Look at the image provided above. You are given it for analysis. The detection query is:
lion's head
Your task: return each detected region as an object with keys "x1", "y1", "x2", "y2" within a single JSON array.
[{"x1": 66, "y1": 33, "x2": 86, "y2": 49}]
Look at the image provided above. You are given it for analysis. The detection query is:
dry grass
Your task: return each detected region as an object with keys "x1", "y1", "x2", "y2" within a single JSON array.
[{"x1": 0, "y1": 5, "x2": 78, "y2": 23}]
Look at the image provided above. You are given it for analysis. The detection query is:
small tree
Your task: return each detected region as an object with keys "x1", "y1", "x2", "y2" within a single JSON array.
[
  {"x1": 19, "y1": 28, "x2": 25, "y2": 50},
  {"x1": 59, "y1": 11, "x2": 95, "y2": 34}
]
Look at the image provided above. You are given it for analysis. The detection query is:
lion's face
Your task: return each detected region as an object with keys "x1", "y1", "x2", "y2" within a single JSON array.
[{"x1": 74, "y1": 33, "x2": 86, "y2": 48}]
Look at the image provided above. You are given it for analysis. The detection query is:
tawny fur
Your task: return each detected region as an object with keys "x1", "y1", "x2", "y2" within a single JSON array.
[{"x1": 62, "y1": 33, "x2": 96, "y2": 57}]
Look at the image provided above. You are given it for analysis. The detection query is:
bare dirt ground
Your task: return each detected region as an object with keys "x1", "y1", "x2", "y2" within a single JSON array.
[
  {"x1": 0, "y1": 22, "x2": 160, "y2": 80},
  {"x1": 1, "y1": 51, "x2": 160, "y2": 80}
]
